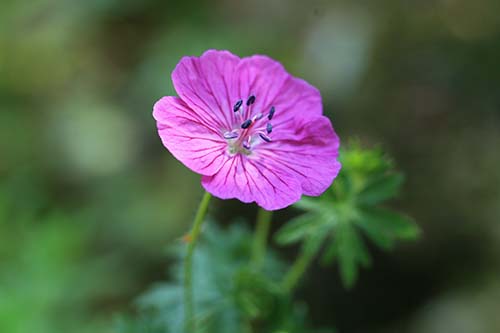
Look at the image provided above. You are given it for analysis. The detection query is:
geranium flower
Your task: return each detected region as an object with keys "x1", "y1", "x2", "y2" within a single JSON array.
[{"x1": 153, "y1": 50, "x2": 341, "y2": 210}]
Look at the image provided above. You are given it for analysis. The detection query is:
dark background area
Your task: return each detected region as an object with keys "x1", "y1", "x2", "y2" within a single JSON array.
[{"x1": 1, "y1": 0, "x2": 499, "y2": 332}]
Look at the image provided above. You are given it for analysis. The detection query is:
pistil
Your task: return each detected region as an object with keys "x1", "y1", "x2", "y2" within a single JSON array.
[{"x1": 225, "y1": 96, "x2": 276, "y2": 153}]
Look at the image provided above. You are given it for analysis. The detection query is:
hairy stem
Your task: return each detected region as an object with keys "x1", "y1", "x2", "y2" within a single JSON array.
[
  {"x1": 184, "y1": 191, "x2": 212, "y2": 333},
  {"x1": 251, "y1": 208, "x2": 273, "y2": 269}
]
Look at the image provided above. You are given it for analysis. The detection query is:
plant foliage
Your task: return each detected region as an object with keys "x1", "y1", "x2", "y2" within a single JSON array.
[
  {"x1": 117, "y1": 222, "x2": 310, "y2": 333},
  {"x1": 275, "y1": 144, "x2": 420, "y2": 288}
]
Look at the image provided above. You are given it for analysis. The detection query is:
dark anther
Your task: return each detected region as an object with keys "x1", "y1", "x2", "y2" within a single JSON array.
[
  {"x1": 268, "y1": 106, "x2": 275, "y2": 120},
  {"x1": 246, "y1": 95, "x2": 256, "y2": 106},
  {"x1": 259, "y1": 133, "x2": 272, "y2": 142},
  {"x1": 266, "y1": 123, "x2": 273, "y2": 134},
  {"x1": 243, "y1": 142, "x2": 251, "y2": 150},
  {"x1": 241, "y1": 119, "x2": 252, "y2": 129},
  {"x1": 233, "y1": 99, "x2": 243, "y2": 112}
]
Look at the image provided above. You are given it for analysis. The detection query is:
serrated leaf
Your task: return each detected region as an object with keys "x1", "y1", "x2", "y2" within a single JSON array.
[
  {"x1": 233, "y1": 268, "x2": 282, "y2": 320},
  {"x1": 330, "y1": 173, "x2": 353, "y2": 200},
  {"x1": 321, "y1": 237, "x2": 339, "y2": 265},
  {"x1": 356, "y1": 207, "x2": 420, "y2": 248},
  {"x1": 303, "y1": 229, "x2": 330, "y2": 257},
  {"x1": 293, "y1": 197, "x2": 327, "y2": 211},
  {"x1": 279, "y1": 145, "x2": 418, "y2": 290},
  {"x1": 275, "y1": 213, "x2": 322, "y2": 245},
  {"x1": 136, "y1": 284, "x2": 182, "y2": 309},
  {"x1": 322, "y1": 223, "x2": 371, "y2": 289},
  {"x1": 120, "y1": 222, "x2": 308, "y2": 333},
  {"x1": 354, "y1": 221, "x2": 395, "y2": 250},
  {"x1": 358, "y1": 173, "x2": 404, "y2": 205}
]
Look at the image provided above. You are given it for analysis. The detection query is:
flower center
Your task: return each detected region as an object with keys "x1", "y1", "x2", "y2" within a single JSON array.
[{"x1": 223, "y1": 95, "x2": 275, "y2": 155}]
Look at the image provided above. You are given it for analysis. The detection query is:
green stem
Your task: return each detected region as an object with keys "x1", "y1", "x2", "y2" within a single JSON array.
[
  {"x1": 184, "y1": 191, "x2": 212, "y2": 333},
  {"x1": 251, "y1": 208, "x2": 272, "y2": 269},
  {"x1": 281, "y1": 243, "x2": 316, "y2": 292}
]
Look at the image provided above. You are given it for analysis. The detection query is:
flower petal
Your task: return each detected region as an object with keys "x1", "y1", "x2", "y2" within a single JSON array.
[
  {"x1": 270, "y1": 76, "x2": 323, "y2": 126},
  {"x1": 172, "y1": 50, "x2": 293, "y2": 129},
  {"x1": 153, "y1": 96, "x2": 228, "y2": 176},
  {"x1": 171, "y1": 50, "x2": 241, "y2": 130},
  {"x1": 257, "y1": 115, "x2": 341, "y2": 196},
  {"x1": 234, "y1": 55, "x2": 290, "y2": 119},
  {"x1": 163, "y1": 50, "x2": 340, "y2": 207},
  {"x1": 201, "y1": 154, "x2": 302, "y2": 211}
]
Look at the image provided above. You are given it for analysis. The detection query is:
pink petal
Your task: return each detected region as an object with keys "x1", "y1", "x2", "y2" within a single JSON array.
[
  {"x1": 233, "y1": 55, "x2": 290, "y2": 118},
  {"x1": 153, "y1": 96, "x2": 228, "y2": 176},
  {"x1": 172, "y1": 50, "x2": 292, "y2": 128},
  {"x1": 270, "y1": 76, "x2": 323, "y2": 126},
  {"x1": 171, "y1": 50, "x2": 241, "y2": 130},
  {"x1": 201, "y1": 154, "x2": 302, "y2": 211},
  {"x1": 256, "y1": 115, "x2": 341, "y2": 196},
  {"x1": 161, "y1": 50, "x2": 341, "y2": 208}
]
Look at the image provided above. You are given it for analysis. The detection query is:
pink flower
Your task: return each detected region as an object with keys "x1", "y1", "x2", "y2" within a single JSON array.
[{"x1": 153, "y1": 50, "x2": 341, "y2": 210}]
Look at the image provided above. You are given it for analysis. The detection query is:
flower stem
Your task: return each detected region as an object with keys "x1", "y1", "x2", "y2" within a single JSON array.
[
  {"x1": 251, "y1": 208, "x2": 272, "y2": 269},
  {"x1": 184, "y1": 191, "x2": 211, "y2": 333},
  {"x1": 281, "y1": 243, "x2": 316, "y2": 292}
]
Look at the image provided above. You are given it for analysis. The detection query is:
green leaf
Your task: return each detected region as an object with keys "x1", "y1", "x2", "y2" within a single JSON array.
[
  {"x1": 321, "y1": 239, "x2": 339, "y2": 264},
  {"x1": 339, "y1": 145, "x2": 391, "y2": 176},
  {"x1": 303, "y1": 229, "x2": 330, "y2": 258},
  {"x1": 338, "y1": 225, "x2": 371, "y2": 289},
  {"x1": 358, "y1": 173, "x2": 404, "y2": 205},
  {"x1": 356, "y1": 207, "x2": 420, "y2": 249},
  {"x1": 294, "y1": 197, "x2": 327, "y2": 212},
  {"x1": 233, "y1": 269, "x2": 282, "y2": 320},
  {"x1": 120, "y1": 222, "x2": 309, "y2": 333},
  {"x1": 322, "y1": 223, "x2": 371, "y2": 289},
  {"x1": 275, "y1": 213, "x2": 322, "y2": 245},
  {"x1": 279, "y1": 144, "x2": 419, "y2": 290}
]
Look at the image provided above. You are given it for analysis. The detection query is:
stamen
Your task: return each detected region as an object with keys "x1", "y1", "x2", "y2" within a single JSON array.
[
  {"x1": 259, "y1": 133, "x2": 272, "y2": 142},
  {"x1": 227, "y1": 95, "x2": 276, "y2": 154},
  {"x1": 268, "y1": 106, "x2": 275, "y2": 120},
  {"x1": 246, "y1": 95, "x2": 256, "y2": 106},
  {"x1": 223, "y1": 131, "x2": 239, "y2": 139},
  {"x1": 241, "y1": 119, "x2": 252, "y2": 129},
  {"x1": 233, "y1": 99, "x2": 243, "y2": 112},
  {"x1": 253, "y1": 113, "x2": 263, "y2": 121},
  {"x1": 266, "y1": 123, "x2": 273, "y2": 134}
]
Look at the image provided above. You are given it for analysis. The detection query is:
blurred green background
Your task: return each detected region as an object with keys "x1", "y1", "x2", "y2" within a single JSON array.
[{"x1": 1, "y1": 0, "x2": 500, "y2": 332}]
